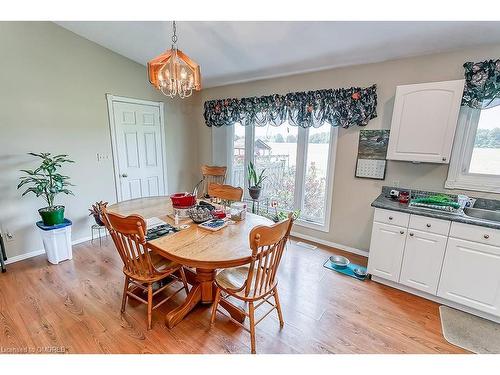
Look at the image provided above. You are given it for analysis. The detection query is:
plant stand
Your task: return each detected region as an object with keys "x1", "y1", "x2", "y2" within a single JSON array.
[
  {"x1": 0, "y1": 233, "x2": 6, "y2": 273},
  {"x1": 243, "y1": 196, "x2": 269, "y2": 215},
  {"x1": 91, "y1": 224, "x2": 107, "y2": 246},
  {"x1": 36, "y1": 219, "x2": 72, "y2": 265}
]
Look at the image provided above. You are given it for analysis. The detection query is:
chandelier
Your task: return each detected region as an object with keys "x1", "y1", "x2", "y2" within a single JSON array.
[{"x1": 148, "y1": 21, "x2": 201, "y2": 98}]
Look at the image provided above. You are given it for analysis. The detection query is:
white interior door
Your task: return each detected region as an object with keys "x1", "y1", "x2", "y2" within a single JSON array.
[{"x1": 108, "y1": 96, "x2": 166, "y2": 201}]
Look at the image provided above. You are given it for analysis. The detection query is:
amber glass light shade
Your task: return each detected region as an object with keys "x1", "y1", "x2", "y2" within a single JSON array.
[{"x1": 148, "y1": 48, "x2": 201, "y2": 98}]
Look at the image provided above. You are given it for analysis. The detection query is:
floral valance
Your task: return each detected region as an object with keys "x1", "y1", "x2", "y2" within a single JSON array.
[
  {"x1": 462, "y1": 59, "x2": 500, "y2": 109},
  {"x1": 204, "y1": 84, "x2": 377, "y2": 129}
]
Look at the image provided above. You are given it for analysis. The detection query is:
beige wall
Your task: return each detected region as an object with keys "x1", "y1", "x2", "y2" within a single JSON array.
[
  {"x1": 0, "y1": 22, "x2": 198, "y2": 259},
  {"x1": 196, "y1": 43, "x2": 500, "y2": 252}
]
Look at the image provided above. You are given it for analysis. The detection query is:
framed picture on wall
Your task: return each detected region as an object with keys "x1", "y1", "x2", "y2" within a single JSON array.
[{"x1": 355, "y1": 129, "x2": 390, "y2": 180}]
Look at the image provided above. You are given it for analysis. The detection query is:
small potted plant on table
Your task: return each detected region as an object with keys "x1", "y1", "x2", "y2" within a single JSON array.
[{"x1": 17, "y1": 152, "x2": 75, "y2": 226}]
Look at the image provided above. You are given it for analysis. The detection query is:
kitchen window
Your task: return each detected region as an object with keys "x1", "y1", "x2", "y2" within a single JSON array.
[
  {"x1": 446, "y1": 103, "x2": 500, "y2": 193},
  {"x1": 229, "y1": 122, "x2": 337, "y2": 231}
]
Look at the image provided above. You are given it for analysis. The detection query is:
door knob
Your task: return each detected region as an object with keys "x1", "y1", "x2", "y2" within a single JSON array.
[{"x1": 121, "y1": 173, "x2": 128, "y2": 178}]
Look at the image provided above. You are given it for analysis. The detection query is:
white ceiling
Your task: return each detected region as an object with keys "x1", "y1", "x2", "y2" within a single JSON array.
[{"x1": 55, "y1": 21, "x2": 500, "y2": 88}]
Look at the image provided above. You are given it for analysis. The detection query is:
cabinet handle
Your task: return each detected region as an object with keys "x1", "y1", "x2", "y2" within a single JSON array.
[
  {"x1": 442, "y1": 157, "x2": 447, "y2": 162},
  {"x1": 400, "y1": 230, "x2": 404, "y2": 235},
  {"x1": 389, "y1": 216, "x2": 393, "y2": 220},
  {"x1": 484, "y1": 234, "x2": 490, "y2": 239},
  {"x1": 426, "y1": 223, "x2": 431, "y2": 228},
  {"x1": 409, "y1": 232, "x2": 414, "y2": 237}
]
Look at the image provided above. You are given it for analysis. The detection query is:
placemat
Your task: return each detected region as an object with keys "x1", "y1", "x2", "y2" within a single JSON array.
[{"x1": 323, "y1": 259, "x2": 368, "y2": 281}]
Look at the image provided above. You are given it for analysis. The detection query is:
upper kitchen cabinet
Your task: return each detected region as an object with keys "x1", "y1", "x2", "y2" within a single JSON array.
[{"x1": 386, "y1": 79, "x2": 465, "y2": 163}]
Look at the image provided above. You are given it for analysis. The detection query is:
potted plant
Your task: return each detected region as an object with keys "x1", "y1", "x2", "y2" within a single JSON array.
[
  {"x1": 247, "y1": 161, "x2": 267, "y2": 200},
  {"x1": 269, "y1": 200, "x2": 301, "y2": 223},
  {"x1": 17, "y1": 153, "x2": 75, "y2": 226},
  {"x1": 89, "y1": 201, "x2": 108, "y2": 226}
]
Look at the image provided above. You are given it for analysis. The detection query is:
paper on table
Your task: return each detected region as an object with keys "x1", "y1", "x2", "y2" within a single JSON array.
[{"x1": 146, "y1": 217, "x2": 167, "y2": 229}]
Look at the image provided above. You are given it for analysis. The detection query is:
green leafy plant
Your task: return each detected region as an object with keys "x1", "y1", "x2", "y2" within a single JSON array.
[
  {"x1": 247, "y1": 161, "x2": 267, "y2": 188},
  {"x1": 17, "y1": 153, "x2": 75, "y2": 208}
]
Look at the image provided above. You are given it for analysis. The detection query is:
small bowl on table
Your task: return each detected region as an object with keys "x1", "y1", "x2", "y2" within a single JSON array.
[{"x1": 329, "y1": 255, "x2": 350, "y2": 269}]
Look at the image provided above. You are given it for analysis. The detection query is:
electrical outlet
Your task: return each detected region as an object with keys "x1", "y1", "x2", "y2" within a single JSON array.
[
  {"x1": 5, "y1": 231, "x2": 14, "y2": 242},
  {"x1": 96, "y1": 153, "x2": 111, "y2": 162}
]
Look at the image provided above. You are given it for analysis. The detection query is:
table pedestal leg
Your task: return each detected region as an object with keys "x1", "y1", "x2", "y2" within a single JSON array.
[{"x1": 165, "y1": 267, "x2": 246, "y2": 328}]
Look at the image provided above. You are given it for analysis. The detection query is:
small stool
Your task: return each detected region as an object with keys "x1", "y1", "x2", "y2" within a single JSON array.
[{"x1": 91, "y1": 224, "x2": 107, "y2": 246}]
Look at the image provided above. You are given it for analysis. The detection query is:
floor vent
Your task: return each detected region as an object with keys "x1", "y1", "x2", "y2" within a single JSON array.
[{"x1": 295, "y1": 241, "x2": 317, "y2": 250}]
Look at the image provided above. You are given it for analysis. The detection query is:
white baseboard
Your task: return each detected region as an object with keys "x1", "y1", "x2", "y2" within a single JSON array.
[
  {"x1": 290, "y1": 231, "x2": 369, "y2": 258},
  {"x1": 4, "y1": 232, "x2": 106, "y2": 265}
]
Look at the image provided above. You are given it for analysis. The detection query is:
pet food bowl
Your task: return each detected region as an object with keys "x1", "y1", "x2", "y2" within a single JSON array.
[
  {"x1": 353, "y1": 267, "x2": 367, "y2": 278},
  {"x1": 329, "y1": 255, "x2": 350, "y2": 268}
]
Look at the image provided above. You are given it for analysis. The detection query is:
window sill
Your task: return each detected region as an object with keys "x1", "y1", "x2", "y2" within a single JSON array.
[{"x1": 445, "y1": 178, "x2": 500, "y2": 194}]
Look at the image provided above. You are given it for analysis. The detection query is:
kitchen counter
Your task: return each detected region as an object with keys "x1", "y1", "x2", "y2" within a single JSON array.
[{"x1": 372, "y1": 187, "x2": 500, "y2": 230}]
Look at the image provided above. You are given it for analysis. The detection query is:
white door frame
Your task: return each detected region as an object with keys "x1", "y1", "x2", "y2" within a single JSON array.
[{"x1": 106, "y1": 94, "x2": 168, "y2": 202}]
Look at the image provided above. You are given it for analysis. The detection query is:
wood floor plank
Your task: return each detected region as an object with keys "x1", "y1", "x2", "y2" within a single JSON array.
[{"x1": 0, "y1": 236, "x2": 467, "y2": 354}]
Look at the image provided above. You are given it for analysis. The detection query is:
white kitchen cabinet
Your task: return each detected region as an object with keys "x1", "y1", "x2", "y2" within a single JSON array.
[
  {"x1": 367, "y1": 222, "x2": 407, "y2": 282},
  {"x1": 399, "y1": 229, "x2": 448, "y2": 294},
  {"x1": 386, "y1": 79, "x2": 465, "y2": 163},
  {"x1": 437, "y1": 237, "x2": 500, "y2": 316}
]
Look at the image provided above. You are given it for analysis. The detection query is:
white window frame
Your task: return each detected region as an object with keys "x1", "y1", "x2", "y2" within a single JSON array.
[
  {"x1": 446, "y1": 106, "x2": 500, "y2": 193},
  {"x1": 228, "y1": 124, "x2": 338, "y2": 232}
]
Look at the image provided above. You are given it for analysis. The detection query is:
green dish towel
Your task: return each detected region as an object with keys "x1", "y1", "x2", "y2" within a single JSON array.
[{"x1": 410, "y1": 195, "x2": 460, "y2": 209}]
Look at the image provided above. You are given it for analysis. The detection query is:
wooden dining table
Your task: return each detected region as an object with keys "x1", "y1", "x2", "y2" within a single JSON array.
[{"x1": 107, "y1": 196, "x2": 273, "y2": 328}]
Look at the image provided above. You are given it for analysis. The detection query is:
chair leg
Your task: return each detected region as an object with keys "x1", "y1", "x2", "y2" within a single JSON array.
[
  {"x1": 147, "y1": 283, "x2": 153, "y2": 330},
  {"x1": 179, "y1": 267, "x2": 190, "y2": 295},
  {"x1": 121, "y1": 276, "x2": 129, "y2": 313},
  {"x1": 248, "y1": 301, "x2": 256, "y2": 354},
  {"x1": 273, "y1": 287, "x2": 284, "y2": 328},
  {"x1": 210, "y1": 287, "x2": 222, "y2": 326}
]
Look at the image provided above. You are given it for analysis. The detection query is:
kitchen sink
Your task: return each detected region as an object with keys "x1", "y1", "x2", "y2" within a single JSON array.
[{"x1": 463, "y1": 207, "x2": 500, "y2": 222}]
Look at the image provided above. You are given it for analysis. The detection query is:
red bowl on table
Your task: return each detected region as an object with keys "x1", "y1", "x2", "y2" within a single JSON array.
[{"x1": 170, "y1": 193, "x2": 196, "y2": 208}]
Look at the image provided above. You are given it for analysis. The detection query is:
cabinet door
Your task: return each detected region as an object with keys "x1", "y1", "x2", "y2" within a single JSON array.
[
  {"x1": 437, "y1": 238, "x2": 500, "y2": 317},
  {"x1": 386, "y1": 79, "x2": 464, "y2": 163},
  {"x1": 399, "y1": 229, "x2": 447, "y2": 295},
  {"x1": 367, "y1": 222, "x2": 407, "y2": 282}
]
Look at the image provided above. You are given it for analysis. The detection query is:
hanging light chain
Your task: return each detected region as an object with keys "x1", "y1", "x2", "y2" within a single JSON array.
[{"x1": 171, "y1": 21, "x2": 178, "y2": 48}]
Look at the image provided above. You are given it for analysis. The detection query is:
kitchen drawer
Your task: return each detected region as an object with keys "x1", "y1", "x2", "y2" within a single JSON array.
[
  {"x1": 409, "y1": 215, "x2": 451, "y2": 236},
  {"x1": 449, "y1": 222, "x2": 500, "y2": 247},
  {"x1": 374, "y1": 208, "x2": 409, "y2": 227}
]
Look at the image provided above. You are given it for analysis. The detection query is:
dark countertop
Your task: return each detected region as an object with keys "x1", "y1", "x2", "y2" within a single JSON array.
[{"x1": 371, "y1": 192, "x2": 500, "y2": 230}]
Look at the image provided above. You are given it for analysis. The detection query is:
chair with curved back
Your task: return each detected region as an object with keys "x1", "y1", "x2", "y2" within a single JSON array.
[
  {"x1": 101, "y1": 206, "x2": 189, "y2": 330},
  {"x1": 199, "y1": 165, "x2": 227, "y2": 198},
  {"x1": 210, "y1": 215, "x2": 294, "y2": 353},
  {"x1": 208, "y1": 182, "x2": 243, "y2": 202}
]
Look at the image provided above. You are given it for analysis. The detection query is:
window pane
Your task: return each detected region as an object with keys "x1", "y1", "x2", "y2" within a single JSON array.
[
  {"x1": 254, "y1": 124, "x2": 298, "y2": 211},
  {"x1": 469, "y1": 105, "x2": 500, "y2": 175},
  {"x1": 231, "y1": 123, "x2": 246, "y2": 188},
  {"x1": 302, "y1": 126, "x2": 331, "y2": 224}
]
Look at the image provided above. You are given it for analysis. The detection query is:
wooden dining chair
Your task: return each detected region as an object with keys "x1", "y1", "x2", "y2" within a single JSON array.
[
  {"x1": 199, "y1": 165, "x2": 227, "y2": 197},
  {"x1": 101, "y1": 207, "x2": 189, "y2": 330},
  {"x1": 208, "y1": 182, "x2": 243, "y2": 202},
  {"x1": 210, "y1": 215, "x2": 294, "y2": 353}
]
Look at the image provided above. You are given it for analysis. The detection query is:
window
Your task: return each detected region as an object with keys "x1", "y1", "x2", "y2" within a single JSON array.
[
  {"x1": 446, "y1": 103, "x2": 500, "y2": 193},
  {"x1": 230, "y1": 123, "x2": 337, "y2": 231}
]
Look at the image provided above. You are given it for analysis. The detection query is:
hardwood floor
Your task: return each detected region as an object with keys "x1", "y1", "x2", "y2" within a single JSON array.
[{"x1": 0, "y1": 236, "x2": 466, "y2": 354}]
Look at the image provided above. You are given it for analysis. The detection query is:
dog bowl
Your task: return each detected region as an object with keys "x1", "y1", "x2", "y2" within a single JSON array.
[
  {"x1": 329, "y1": 255, "x2": 350, "y2": 268},
  {"x1": 353, "y1": 267, "x2": 367, "y2": 278}
]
